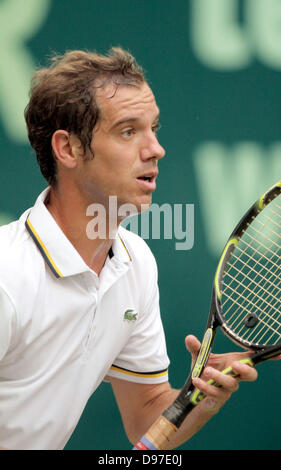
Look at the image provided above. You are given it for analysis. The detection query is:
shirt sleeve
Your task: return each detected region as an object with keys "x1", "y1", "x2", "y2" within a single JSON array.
[
  {"x1": 106, "y1": 255, "x2": 170, "y2": 384},
  {"x1": 0, "y1": 286, "x2": 15, "y2": 361}
]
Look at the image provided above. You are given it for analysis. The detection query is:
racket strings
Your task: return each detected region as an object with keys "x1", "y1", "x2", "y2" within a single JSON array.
[
  {"x1": 223, "y1": 214, "x2": 281, "y2": 318},
  {"x1": 225, "y1": 251, "x2": 281, "y2": 342},
  {"x1": 221, "y1": 279, "x2": 281, "y2": 341},
  {"x1": 237, "y1": 209, "x2": 281, "y2": 313},
  {"x1": 234, "y1": 228, "x2": 281, "y2": 323},
  {"x1": 224, "y1": 264, "x2": 281, "y2": 327},
  {"x1": 229, "y1": 235, "x2": 281, "y2": 319},
  {"x1": 230, "y1": 245, "x2": 281, "y2": 298},
  {"x1": 221, "y1": 209, "x2": 279, "y2": 297},
  {"x1": 221, "y1": 196, "x2": 281, "y2": 346},
  {"x1": 224, "y1": 241, "x2": 281, "y2": 344},
  {"x1": 225, "y1": 204, "x2": 281, "y2": 287}
]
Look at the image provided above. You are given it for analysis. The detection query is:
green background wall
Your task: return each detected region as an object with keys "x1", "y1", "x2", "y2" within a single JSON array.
[{"x1": 1, "y1": 0, "x2": 281, "y2": 450}]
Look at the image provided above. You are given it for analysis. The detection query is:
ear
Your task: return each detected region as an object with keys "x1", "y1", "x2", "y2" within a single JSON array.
[{"x1": 51, "y1": 131, "x2": 83, "y2": 169}]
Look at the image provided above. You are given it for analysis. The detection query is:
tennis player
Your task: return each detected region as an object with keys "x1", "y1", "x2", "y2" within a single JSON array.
[{"x1": 0, "y1": 48, "x2": 257, "y2": 450}]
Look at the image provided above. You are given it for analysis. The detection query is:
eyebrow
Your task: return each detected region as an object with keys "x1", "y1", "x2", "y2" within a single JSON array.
[{"x1": 111, "y1": 112, "x2": 160, "y2": 130}]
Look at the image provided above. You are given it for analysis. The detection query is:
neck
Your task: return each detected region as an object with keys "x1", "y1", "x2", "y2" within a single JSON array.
[{"x1": 45, "y1": 184, "x2": 118, "y2": 275}]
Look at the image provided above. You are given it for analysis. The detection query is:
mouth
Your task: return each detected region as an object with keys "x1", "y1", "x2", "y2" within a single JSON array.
[
  {"x1": 136, "y1": 172, "x2": 158, "y2": 191},
  {"x1": 137, "y1": 175, "x2": 154, "y2": 182}
]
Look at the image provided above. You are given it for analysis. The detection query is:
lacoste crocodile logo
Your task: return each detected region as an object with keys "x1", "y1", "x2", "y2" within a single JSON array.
[{"x1": 124, "y1": 309, "x2": 138, "y2": 322}]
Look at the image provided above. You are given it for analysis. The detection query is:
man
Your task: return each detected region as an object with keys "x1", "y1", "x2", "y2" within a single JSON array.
[{"x1": 0, "y1": 47, "x2": 257, "y2": 450}]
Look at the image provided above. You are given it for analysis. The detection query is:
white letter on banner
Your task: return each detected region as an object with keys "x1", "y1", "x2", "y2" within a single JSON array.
[
  {"x1": 0, "y1": 0, "x2": 51, "y2": 143},
  {"x1": 247, "y1": 0, "x2": 281, "y2": 70},
  {"x1": 190, "y1": 0, "x2": 251, "y2": 70}
]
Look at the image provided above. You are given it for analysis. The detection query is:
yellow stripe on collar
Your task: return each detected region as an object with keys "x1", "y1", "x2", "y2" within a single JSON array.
[
  {"x1": 25, "y1": 217, "x2": 63, "y2": 279},
  {"x1": 118, "y1": 235, "x2": 132, "y2": 261}
]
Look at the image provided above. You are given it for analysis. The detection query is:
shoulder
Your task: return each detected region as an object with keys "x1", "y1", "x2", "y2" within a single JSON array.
[
  {"x1": 0, "y1": 216, "x2": 29, "y2": 261},
  {"x1": 0, "y1": 212, "x2": 42, "y2": 297}
]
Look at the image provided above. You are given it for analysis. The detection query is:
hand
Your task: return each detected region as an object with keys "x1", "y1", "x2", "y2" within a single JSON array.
[{"x1": 185, "y1": 335, "x2": 258, "y2": 414}]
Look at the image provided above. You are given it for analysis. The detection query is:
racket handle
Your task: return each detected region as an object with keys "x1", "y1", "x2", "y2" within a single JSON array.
[
  {"x1": 190, "y1": 357, "x2": 254, "y2": 405},
  {"x1": 133, "y1": 415, "x2": 178, "y2": 450},
  {"x1": 133, "y1": 357, "x2": 255, "y2": 450}
]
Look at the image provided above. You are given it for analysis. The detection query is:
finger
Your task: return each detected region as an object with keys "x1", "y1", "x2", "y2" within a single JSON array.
[
  {"x1": 192, "y1": 377, "x2": 234, "y2": 401},
  {"x1": 185, "y1": 335, "x2": 201, "y2": 356},
  {"x1": 269, "y1": 354, "x2": 281, "y2": 361},
  {"x1": 185, "y1": 335, "x2": 201, "y2": 369},
  {"x1": 191, "y1": 374, "x2": 233, "y2": 414},
  {"x1": 231, "y1": 361, "x2": 258, "y2": 382},
  {"x1": 202, "y1": 366, "x2": 240, "y2": 393}
]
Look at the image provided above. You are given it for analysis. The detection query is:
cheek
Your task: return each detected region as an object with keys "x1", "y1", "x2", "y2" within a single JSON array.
[
  {"x1": 89, "y1": 136, "x2": 140, "y2": 189},
  {"x1": 85, "y1": 156, "x2": 132, "y2": 196},
  {"x1": 94, "y1": 149, "x2": 136, "y2": 179},
  {"x1": 95, "y1": 159, "x2": 130, "y2": 184}
]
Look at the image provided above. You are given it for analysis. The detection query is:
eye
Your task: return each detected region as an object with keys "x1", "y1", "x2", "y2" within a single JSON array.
[
  {"x1": 152, "y1": 123, "x2": 161, "y2": 133},
  {"x1": 121, "y1": 129, "x2": 134, "y2": 138}
]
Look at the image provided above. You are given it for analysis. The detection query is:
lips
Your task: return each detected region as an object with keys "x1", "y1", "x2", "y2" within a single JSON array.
[
  {"x1": 136, "y1": 171, "x2": 158, "y2": 183},
  {"x1": 138, "y1": 176, "x2": 152, "y2": 182},
  {"x1": 136, "y1": 171, "x2": 158, "y2": 191}
]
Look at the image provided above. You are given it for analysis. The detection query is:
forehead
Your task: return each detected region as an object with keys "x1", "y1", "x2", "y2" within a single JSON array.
[{"x1": 96, "y1": 82, "x2": 159, "y2": 125}]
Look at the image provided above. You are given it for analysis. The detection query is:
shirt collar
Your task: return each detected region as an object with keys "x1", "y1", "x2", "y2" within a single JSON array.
[{"x1": 24, "y1": 188, "x2": 132, "y2": 279}]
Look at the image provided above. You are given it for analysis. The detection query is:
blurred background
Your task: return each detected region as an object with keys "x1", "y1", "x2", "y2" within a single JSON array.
[{"x1": 1, "y1": 0, "x2": 280, "y2": 450}]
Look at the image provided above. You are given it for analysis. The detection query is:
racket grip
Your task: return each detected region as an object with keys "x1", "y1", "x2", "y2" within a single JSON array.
[
  {"x1": 190, "y1": 357, "x2": 254, "y2": 405},
  {"x1": 133, "y1": 415, "x2": 178, "y2": 450}
]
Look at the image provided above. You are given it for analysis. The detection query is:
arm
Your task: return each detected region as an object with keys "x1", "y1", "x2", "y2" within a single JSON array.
[{"x1": 110, "y1": 335, "x2": 258, "y2": 449}]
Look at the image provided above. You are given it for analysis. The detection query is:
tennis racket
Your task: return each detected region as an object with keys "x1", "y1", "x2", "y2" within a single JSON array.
[{"x1": 133, "y1": 180, "x2": 281, "y2": 450}]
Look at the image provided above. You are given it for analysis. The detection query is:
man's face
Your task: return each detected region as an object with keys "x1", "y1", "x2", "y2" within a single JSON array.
[{"x1": 76, "y1": 82, "x2": 165, "y2": 213}]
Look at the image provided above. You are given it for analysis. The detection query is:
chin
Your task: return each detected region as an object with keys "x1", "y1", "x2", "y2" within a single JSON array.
[
  {"x1": 116, "y1": 192, "x2": 152, "y2": 216},
  {"x1": 135, "y1": 194, "x2": 153, "y2": 212}
]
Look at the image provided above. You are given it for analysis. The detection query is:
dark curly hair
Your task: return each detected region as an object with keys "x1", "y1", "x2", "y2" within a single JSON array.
[{"x1": 24, "y1": 47, "x2": 146, "y2": 186}]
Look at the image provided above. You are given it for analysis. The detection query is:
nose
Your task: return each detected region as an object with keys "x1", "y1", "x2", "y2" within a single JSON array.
[{"x1": 140, "y1": 133, "x2": 165, "y2": 161}]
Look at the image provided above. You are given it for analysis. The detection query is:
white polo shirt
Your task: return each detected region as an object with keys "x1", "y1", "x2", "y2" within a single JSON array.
[{"x1": 0, "y1": 188, "x2": 169, "y2": 450}]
